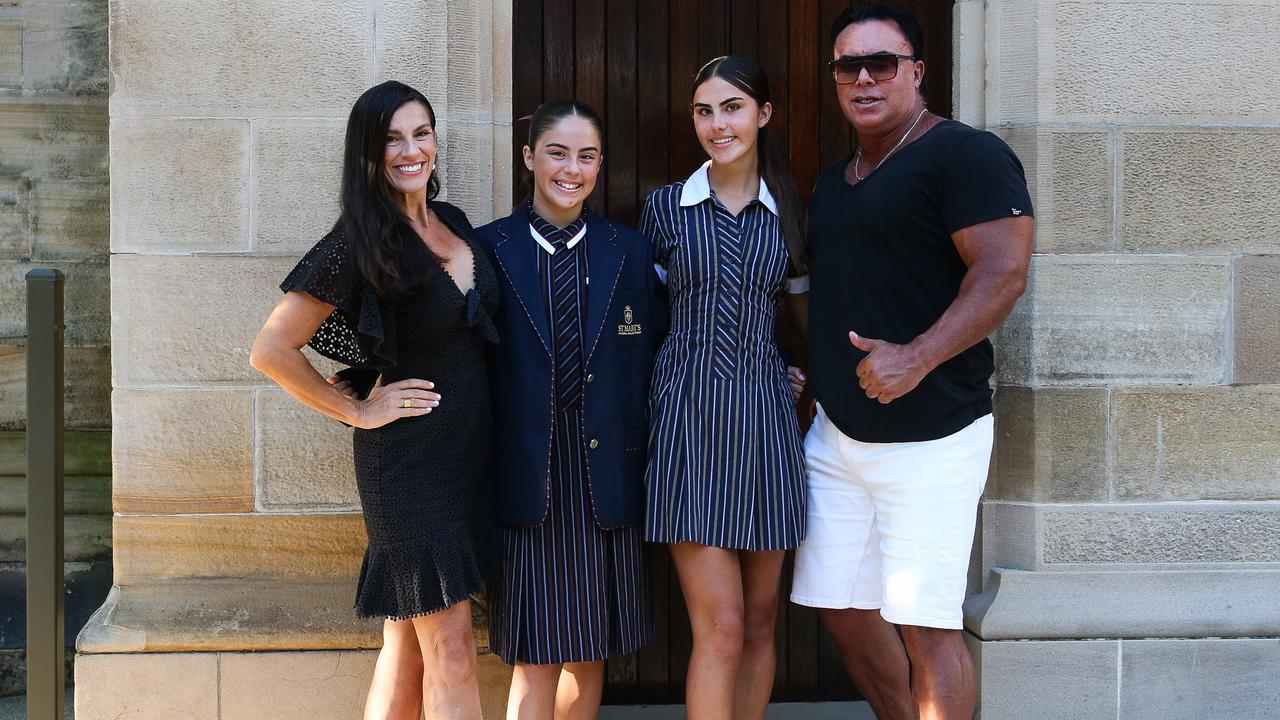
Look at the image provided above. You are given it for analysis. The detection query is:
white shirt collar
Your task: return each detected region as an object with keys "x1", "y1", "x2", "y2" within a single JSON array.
[
  {"x1": 529, "y1": 222, "x2": 587, "y2": 255},
  {"x1": 677, "y1": 160, "x2": 778, "y2": 215}
]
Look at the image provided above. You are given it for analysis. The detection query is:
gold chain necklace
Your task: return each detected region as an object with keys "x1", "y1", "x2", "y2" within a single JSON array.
[{"x1": 853, "y1": 107, "x2": 928, "y2": 181}]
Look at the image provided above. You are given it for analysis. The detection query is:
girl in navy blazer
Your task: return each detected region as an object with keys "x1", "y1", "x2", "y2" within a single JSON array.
[{"x1": 474, "y1": 100, "x2": 667, "y2": 719}]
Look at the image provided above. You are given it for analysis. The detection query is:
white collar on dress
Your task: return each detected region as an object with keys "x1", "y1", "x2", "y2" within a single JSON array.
[
  {"x1": 528, "y1": 222, "x2": 588, "y2": 255},
  {"x1": 678, "y1": 160, "x2": 778, "y2": 215}
]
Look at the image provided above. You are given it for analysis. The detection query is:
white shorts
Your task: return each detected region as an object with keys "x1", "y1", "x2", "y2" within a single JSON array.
[{"x1": 790, "y1": 405, "x2": 993, "y2": 629}]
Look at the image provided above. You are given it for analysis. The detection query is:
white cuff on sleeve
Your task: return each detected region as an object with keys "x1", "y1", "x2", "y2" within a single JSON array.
[{"x1": 785, "y1": 275, "x2": 810, "y2": 294}]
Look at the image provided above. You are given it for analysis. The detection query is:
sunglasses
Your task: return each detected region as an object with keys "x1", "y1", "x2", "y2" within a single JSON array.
[{"x1": 828, "y1": 53, "x2": 917, "y2": 84}]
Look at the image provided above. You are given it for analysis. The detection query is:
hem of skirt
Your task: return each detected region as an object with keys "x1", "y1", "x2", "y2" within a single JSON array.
[
  {"x1": 493, "y1": 641, "x2": 653, "y2": 667},
  {"x1": 355, "y1": 588, "x2": 484, "y2": 622},
  {"x1": 645, "y1": 532, "x2": 800, "y2": 552}
]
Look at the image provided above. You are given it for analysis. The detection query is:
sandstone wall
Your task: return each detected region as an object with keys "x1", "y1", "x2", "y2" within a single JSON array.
[{"x1": 957, "y1": 1, "x2": 1280, "y2": 717}]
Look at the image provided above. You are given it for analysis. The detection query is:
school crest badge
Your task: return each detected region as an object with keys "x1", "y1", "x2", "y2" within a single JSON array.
[{"x1": 618, "y1": 305, "x2": 642, "y2": 336}]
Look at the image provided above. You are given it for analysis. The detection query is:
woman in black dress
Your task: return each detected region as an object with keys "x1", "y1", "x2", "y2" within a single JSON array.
[{"x1": 250, "y1": 81, "x2": 498, "y2": 720}]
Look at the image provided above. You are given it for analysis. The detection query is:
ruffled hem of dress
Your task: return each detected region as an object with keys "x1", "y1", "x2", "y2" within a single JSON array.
[{"x1": 353, "y1": 538, "x2": 489, "y2": 621}]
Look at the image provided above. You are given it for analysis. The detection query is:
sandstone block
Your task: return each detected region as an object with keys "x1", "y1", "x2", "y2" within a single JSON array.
[
  {"x1": 377, "y1": 0, "x2": 450, "y2": 105},
  {"x1": 1113, "y1": 386, "x2": 1280, "y2": 501},
  {"x1": 434, "y1": 118, "x2": 496, "y2": 225},
  {"x1": 978, "y1": 501, "x2": 1037, "y2": 577},
  {"x1": 0, "y1": 259, "x2": 109, "y2": 345},
  {"x1": 74, "y1": 652, "x2": 217, "y2": 720},
  {"x1": 490, "y1": 0, "x2": 514, "y2": 118},
  {"x1": 973, "y1": 638, "x2": 1118, "y2": 720},
  {"x1": 1235, "y1": 256, "x2": 1280, "y2": 383},
  {"x1": 951, "y1": 0, "x2": 985, "y2": 127},
  {"x1": 23, "y1": 0, "x2": 106, "y2": 34},
  {"x1": 991, "y1": 386, "x2": 1107, "y2": 502},
  {"x1": 1054, "y1": 3, "x2": 1279, "y2": 124},
  {"x1": 251, "y1": 120, "x2": 344, "y2": 253},
  {"x1": 113, "y1": 390, "x2": 255, "y2": 513},
  {"x1": 220, "y1": 651, "x2": 374, "y2": 720},
  {"x1": 1028, "y1": 256, "x2": 1229, "y2": 384},
  {"x1": 0, "y1": 22, "x2": 19, "y2": 82},
  {"x1": 110, "y1": 119, "x2": 249, "y2": 252},
  {"x1": 111, "y1": 255, "x2": 296, "y2": 387},
  {"x1": 0, "y1": 100, "x2": 107, "y2": 180},
  {"x1": 113, "y1": 513, "x2": 366, "y2": 585},
  {"x1": 0, "y1": 429, "x2": 111, "y2": 475},
  {"x1": 489, "y1": 122, "x2": 514, "y2": 217},
  {"x1": 994, "y1": 290, "x2": 1032, "y2": 386},
  {"x1": 0, "y1": 514, "x2": 111, "y2": 563},
  {"x1": 257, "y1": 389, "x2": 357, "y2": 510},
  {"x1": 1040, "y1": 504, "x2": 1280, "y2": 566},
  {"x1": 0, "y1": 345, "x2": 111, "y2": 430},
  {"x1": 1122, "y1": 131, "x2": 1280, "y2": 253},
  {"x1": 443, "y1": 0, "x2": 493, "y2": 116},
  {"x1": 30, "y1": 175, "x2": 109, "y2": 259},
  {"x1": 110, "y1": 0, "x2": 371, "y2": 117},
  {"x1": 1120, "y1": 639, "x2": 1280, "y2": 720},
  {"x1": 22, "y1": 27, "x2": 108, "y2": 94},
  {"x1": 0, "y1": 474, "x2": 110, "y2": 514},
  {"x1": 0, "y1": 178, "x2": 30, "y2": 255},
  {"x1": 1018, "y1": 130, "x2": 1113, "y2": 254},
  {"x1": 984, "y1": 0, "x2": 1043, "y2": 125}
]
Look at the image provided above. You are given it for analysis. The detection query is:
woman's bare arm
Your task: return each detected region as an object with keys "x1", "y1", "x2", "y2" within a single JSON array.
[{"x1": 249, "y1": 292, "x2": 439, "y2": 428}]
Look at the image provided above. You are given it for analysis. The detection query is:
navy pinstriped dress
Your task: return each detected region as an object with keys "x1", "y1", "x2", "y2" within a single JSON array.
[
  {"x1": 640, "y1": 164, "x2": 807, "y2": 551},
  {"x1": 487, "y1": 209, "x2": 652, "y2": 665}
]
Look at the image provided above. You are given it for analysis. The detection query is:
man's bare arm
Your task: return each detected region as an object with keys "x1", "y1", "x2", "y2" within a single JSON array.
[{"x1": 851, "y1": 215, "x2": 1033, "y2": 403}]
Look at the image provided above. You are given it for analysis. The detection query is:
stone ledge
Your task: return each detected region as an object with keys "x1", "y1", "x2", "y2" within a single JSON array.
[
  {"x1": 77, "y1": 581, "x2": 381, "y2": 653},
  {"x1": 76, "y1": 579, "x2": 492, "y2": 654},
  {"x1": 965, "y1": 568, "x2": 1280, "y2": 640}
]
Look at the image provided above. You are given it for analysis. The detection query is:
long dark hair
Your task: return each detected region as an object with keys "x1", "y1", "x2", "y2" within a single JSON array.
[
  {"x1": 336, "y1": 80, "x2": 441, "y2": 299},
  {"x1": 693, "y1": 56, "x2": 807, "y2": 275},
  {"x1": 518, "y1": 99, "x2": 605, "y2": 204}
]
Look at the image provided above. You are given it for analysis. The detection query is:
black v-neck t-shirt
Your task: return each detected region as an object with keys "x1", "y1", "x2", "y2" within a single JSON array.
[{"x1": 807, "y1": 120, "x2": 1033, "y2": 443}]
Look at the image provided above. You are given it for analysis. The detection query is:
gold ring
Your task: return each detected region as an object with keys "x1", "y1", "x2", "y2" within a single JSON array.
[{"x1": 402, "y1": 399, "x2": 412, "y2": 408}]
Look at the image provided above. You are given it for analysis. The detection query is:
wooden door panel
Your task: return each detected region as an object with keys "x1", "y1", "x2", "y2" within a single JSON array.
[{"x1": 511, "y1": 0, "x2": 953, "y2": 704}]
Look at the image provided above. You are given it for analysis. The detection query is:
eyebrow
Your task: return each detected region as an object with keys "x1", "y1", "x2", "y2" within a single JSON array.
[
  {"x1": 545, "y1": 142, "x2": 600, "y2": 153},
  {"x1": 692, "y1": 96, "x2": 746, "y2": 110},
  {"x1": 387, "y1": 124, "x2": 433, "y2": 135}
]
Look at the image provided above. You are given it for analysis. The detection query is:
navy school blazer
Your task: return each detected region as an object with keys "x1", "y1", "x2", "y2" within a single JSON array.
[{"x1": 475, "y1": 206, "x2": 668, "y2": 529}]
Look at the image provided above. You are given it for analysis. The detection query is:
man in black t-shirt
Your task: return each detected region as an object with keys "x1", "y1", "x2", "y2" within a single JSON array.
[{"x1": 789, "y1": 5, "x2": 1033, "y2": 719}]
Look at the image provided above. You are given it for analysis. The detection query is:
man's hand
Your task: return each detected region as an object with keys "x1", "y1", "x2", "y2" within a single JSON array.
[{"x1": 849, "y1": 331, "x2": 930, "y2": 404}]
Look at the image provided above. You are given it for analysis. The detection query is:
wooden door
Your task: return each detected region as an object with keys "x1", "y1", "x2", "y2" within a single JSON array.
[{"x1": 511, "y1": 0, "x2": 954, "y2": 704}]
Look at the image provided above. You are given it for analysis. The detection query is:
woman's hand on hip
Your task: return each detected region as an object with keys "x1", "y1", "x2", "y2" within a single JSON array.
[{"x1": 353, "y1": 377, "x2": 440, "y2": 429}]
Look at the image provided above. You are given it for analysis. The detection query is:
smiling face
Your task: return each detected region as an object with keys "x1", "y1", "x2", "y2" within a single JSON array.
[
  {"x1": 382, "y1": 101, "x2": 437, "y2": 199},
  {"x1": 692, "y1": 75, "x2": 771, "y2": 166},
  {"x1": 832, "y1": 19, "x2": 924, "y2": 136},
  {"x1": 523, "y1": 114, "x2": 602, "y2": 222}
]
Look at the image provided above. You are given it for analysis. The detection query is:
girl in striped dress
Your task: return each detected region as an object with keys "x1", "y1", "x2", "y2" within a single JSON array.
[
  {"x1": 639, "y1": 56, "x2": 809, "y2": 720},
  {"x1": 476, "y1": 100, "x2": 666, "y2": 720}
]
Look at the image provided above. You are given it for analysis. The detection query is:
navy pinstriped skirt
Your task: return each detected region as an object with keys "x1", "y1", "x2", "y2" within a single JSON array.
[{"x1": 488, "y1": 408, "x2": 653, "y2": 665}]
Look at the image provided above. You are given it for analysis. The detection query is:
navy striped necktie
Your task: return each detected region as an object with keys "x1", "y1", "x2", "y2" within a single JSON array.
[{"x1": 530, "y1": 210, "x2": 587, "y2": 410}]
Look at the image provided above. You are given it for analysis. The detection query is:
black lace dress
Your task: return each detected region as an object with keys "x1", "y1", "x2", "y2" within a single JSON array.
[{"x1": 280, "y1": 202, "x2": 499, "y2": 620}]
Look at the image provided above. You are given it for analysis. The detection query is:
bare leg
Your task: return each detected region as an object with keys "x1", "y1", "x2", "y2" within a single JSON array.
[
  {"x1": 901, "y1": 626, "x2": 975, "y2": 720},
  {"x1": 732, "y1": 550, "x2": 785, "y2": 720},
  {"x1": 508, "y1": 662, "x2": 562, "y2": 720},
  {"x1": 554, "y1": 661, "x2": 605, "y2": 720},
  {"x1": 669, "y1": 542, "x2": 745, "y2": 720},
  {"x1": 410, "y1": 601, "x2": 483, "y2": 720},
  {"x1": 364, "y1": 619, "x2": 425, "y2": 720},
  {"x1": 819, "y1": 608, "x2": 915, "y2": 720}
]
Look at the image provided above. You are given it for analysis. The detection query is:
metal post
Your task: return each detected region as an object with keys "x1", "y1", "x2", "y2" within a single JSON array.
[{"x1": 26, "y1": 269, "x2": 65, "y2": 720}]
